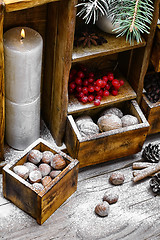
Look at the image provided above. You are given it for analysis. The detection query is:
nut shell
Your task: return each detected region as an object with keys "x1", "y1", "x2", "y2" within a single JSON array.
[
  {"x1": 103, "y1": 192, "x2": 119, "y2": 204},
  {"x1": 28, "y1": 150, "x2": 42, "y2": 164},
  {"x1": 13, "y1": 165, "x2": 29, "y2": 180},
  {"x1": 50, "y1": 170, "x2": 61, "y2": 178},
  {"x1": 75, "y1": 115, "x2": 93, "y2": 129},
  {"x1": 78, "y1": 121, "x2": 99, "y2": 137},
  {"x1": 121, "y1": 115, "x2": 138, "y2": 127},
  {"x1": 39, "y1": 163, "x2": 51, "y2": 177},
  {"x1": 32, "y1": 183, "x2": 44, "y2": 193},
  {"x1": 42, "y1": 151, "x2": 54, "y2": 164},
  {"x1": 109, "y1": 172, "x2": 125, "y2": 185},
  {"x1": 97, "y1": 114, "x2": 122, "y2": 132},
  {"x1": 24, "y1": 162, "x2": 39, "y2": 173},
  {"x1": 42, "y1": 176, "x2": 52, "y2": 187},
  {"x1": 50, "y1": 154, "x2": 66, "y2": 170},
  {"x1": 101, "y1": 107, "x2": 123, "y2": 118},
  {"x1": 95, "y1": 202, "x2": 110, "y2": 217},
  {"x1": 29, "y1": 170, "x2": 42, "y2": 183}
]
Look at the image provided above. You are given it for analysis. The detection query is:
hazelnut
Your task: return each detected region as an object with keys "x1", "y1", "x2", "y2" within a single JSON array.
[
  {"x1": 32, "y1": 183, "x2": 44, "y2": 193},
  {"x1": 103, "y1": 192, "x2": 119, "y2": 204},
  {"x1": 50, "y1": 170, "x2": 61, "y2": 178},
  {"x1": 109, "y1": 172, "x2": 125, "y2": 185},
  {"x1": 50, "y1": 154, "x2": 66, "y2": 170},
  {"x1": 29, "y1": 170, "x2": 42, "y2": 183},
  {"x1": 95, "y1": 202, "x2": 110, "y2": 217},
  {"x1": 13, "y1": 165, "x2": 29, "y2": 180},
  {"x1": 41, "y1": 176, "x2": 52, "y2": 187},
  {"x1": 39, "y1": 163, "x2": 51, "y2": 177},
  {"x1": 28, "y1": 150, "x2": 42, "y2": 164},
  {"x1": 42, "y1": 151, "x2": 54, "y2": 164},
  {"x1": 24, "y1": 162, "x2": 38, "y2": 173}
]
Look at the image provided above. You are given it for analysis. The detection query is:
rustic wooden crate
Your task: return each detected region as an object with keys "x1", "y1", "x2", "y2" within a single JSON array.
[
  {"x1": 141, "y1": 93, "x2": 160, "y2": 134},
  {"x1": 2, "y1": 138, "x2": 79, "y2": 224},
  {"x1": 65, "y1": 100, "x2": 149, "y2": 168}
]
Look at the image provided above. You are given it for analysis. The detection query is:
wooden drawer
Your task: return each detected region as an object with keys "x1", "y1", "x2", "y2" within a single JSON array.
[
  {"x1": 141, "y1": 93, "x2": 160, "y2": 135},
  {"x1": 65, "y1": 100, "x2": 149, "y2": 168},
  {"x1": 2, "y1": 138, "x2": 79, "y2": 225}
]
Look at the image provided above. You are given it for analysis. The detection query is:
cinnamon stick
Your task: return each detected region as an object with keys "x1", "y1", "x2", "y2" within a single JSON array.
[
  {"x1": 133, "y1": 161, "x2": 160, "y2": 182},
  {"x1": 132, "y1": 162, "x2": 157, "y2": 170},
  {"x1": 133, "y1": 170, "x2": 160, "y2": 177}
]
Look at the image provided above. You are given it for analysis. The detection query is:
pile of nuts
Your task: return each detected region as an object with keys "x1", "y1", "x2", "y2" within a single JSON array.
[
  {"x1": 75, "y1": 107, "x2": 139, "y2": 138},
  {"x1": 95, "y1": 172, "x2": 125, "y2": 217},
  {"x1": 13, "y1": 149, "x2": 67, "y2": 193},
  {"x1": 68, "y1": 65, "x2": 124, "y2": 106},
  {"x1": 144, "y1": 73, "x2": 160, "y2": 103}
]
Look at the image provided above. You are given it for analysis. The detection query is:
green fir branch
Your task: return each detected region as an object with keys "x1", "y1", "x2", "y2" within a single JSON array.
[{"x1": 76, "y1": 0, "x2": 154, "y2": 45}]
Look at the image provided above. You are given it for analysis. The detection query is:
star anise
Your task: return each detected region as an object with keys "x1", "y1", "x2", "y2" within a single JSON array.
[
  {"x1": 77, "y1": 32, "x2": 98, "y2": 48},
  {"x1": 74, "y1": 31, "x2": 108, "y2": 48}
]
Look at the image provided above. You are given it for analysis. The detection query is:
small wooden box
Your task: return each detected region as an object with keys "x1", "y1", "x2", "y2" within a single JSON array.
[
  {"x1": 65, "y1": 100, "x2": 149, "y2": 168},
  {"x1": 141, "y1": 93, "x2": 160, "y2": 135},
  {"x1": 2, "y1": 138, "x2": 79, "y2": 224}
]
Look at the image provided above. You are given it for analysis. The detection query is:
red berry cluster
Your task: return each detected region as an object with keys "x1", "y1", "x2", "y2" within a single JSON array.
[{"x1": 68, "y1": 66, "x2": 124, "y2": 106}]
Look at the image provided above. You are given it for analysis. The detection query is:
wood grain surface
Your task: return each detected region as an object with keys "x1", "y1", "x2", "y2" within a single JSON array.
[
  {"x1": 72, "y1": 33, "x2": 146, "y2": 63},
  {"x1": 0, "y1": 133, "x2": 160, "y2": 239},
  {"x1": 0, "y1": 1, "x2": 5, "y2": 162},
  {"x1": 4, "y1": 0, "x2": 59, "y2": 12},
  {"x1": 68, "y1": 77, "x2": 136, "y2": 114}
]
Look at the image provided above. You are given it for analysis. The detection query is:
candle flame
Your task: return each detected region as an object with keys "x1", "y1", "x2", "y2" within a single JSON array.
[{"x1": 21, "y1": 29, "x2": 25, "y2": 39}]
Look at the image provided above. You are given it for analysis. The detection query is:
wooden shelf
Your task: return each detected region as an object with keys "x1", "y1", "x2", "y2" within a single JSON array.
[
  {"x1": 4, "y1": 0, "x2": 60, "y2": 12},
  {"x1": 68, "y1": 77, "x2": 136, "y2": 114},
  {"x1": 72, "y1": 33, "x2": 146, "y2": 63}
]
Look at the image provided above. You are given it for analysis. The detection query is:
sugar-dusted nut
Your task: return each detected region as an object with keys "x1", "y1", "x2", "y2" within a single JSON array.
[
  {"x1": 29, "y1": 170, "x2": 42, "y2": 183},
  {"x1": 13, "y1": 165, "x2": 29, "y2": 180},
  {"x1": 24, "y1": 162, "x2": 38, "y2": 173},
  {"x1": 32, "y1": 183, "x2": 44, "y2": 193},
  {"x1": 39, "y1": 163, "x2": 51, "y2": 177},
  {"x1": 75, "y1": 115, "x2": 93, "y2": 129},
  {"x1": 78, "y1": 121, "x2": 99, "y2": 137},
  {"x1": 42, "y1": 176, "x2": 52, "y2": 187},
  {"x1": 121, "y1": 114, "x2": 139, "y2": 127},
  {"x1": 97, "y1": 114, "x2": 122, "y2": 132},
  {"x1": 50, "y1": 170, "x2": 61, "y2": 178},
  {"x1": 42, "y1": 151, "x2": 54, "y2": 164},
  {"x1": 103, "y1": 192, "x2": 119, "y2": 204},
  {"x1": 95, "y1": 202, "x2": 110, "y2": 217},
  {"x1": 100, "y1": 107, "x2": 123, "y2": 118},
  {"x1": 28, "y1": 150, "x2": 42, "y2": 164},
  {"x1": 109, "y1": 172, "x2": 125, "y2": 185},
  {"x1": 50, "y1": 154, "x2": 66, "y2": 170}
]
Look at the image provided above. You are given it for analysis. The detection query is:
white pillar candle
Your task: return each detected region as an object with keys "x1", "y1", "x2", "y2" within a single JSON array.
[
  {"x1": 5, "y1": 97, "x2": 40, "y2": 150},
  {"x1": 4, "y1": 27, "x2": 43, "y2": 150},
  {"x1": 4, "y1": 27, "x2": 43, "y2": 103}
]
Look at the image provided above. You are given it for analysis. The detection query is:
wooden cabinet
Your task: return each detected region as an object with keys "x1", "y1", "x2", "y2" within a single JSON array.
[
  {"x1": 63, "y1": 0, "x2": 159, "y2": 166},
  {"x1": 0, "y1": 0, "x2": 159, "y2": 166}
]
